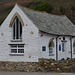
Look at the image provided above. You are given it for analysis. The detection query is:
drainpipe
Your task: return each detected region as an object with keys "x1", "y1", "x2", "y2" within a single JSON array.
[
  {"x1": 56, "y1": 36, "x2": 59, "y2": 60},
  {"x1": 70, "y1": 37, "x2": 73, "y2": 59}
]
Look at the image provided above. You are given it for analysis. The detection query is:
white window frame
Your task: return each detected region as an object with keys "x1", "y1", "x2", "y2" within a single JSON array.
[
  {"x1": 49, "y1": 40, "x2": 54, "y2": 56},
  {"x1": 49, "y1": 47, "x2": 53, "y2": 53},
  {"x1": 9, "y1": 44, "x2": 24, "y2": 55},
  {"x1": 49, "y1": 47, "x2": 54, "y2": 56},
  {"x1": 12, "y1": 16, "x2": 22, "y2": 41}
]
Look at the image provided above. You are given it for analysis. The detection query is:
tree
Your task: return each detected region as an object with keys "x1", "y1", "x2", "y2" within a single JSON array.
[
  {"x1": 59, "y1": 6, "x2": 66, "y2": 15},
  {"x1": 34, "y1": 3, "x2": 54, "y2": 13}
]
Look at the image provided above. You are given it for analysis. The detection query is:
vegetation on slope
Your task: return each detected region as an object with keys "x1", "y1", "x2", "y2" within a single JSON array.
[
  {"x1": 0, "y1": 0, "x2": 34, "y2": 25},
  {"x1": 26, "y1": 0, "x2": 75, "y2": 24},
  {"x1": 0, "y1": 0, "x2": 75, "y2": 25}
]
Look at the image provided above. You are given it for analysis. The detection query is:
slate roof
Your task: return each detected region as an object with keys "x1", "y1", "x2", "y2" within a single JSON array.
[{"x1": 18, "y1": 4, "x2": 75, "y2": 36}]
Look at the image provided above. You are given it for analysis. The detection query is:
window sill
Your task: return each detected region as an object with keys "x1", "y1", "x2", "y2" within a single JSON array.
[
  {"x1": 11, "y1": 40, "x2": 22, "y2": 42},
  {"x1": 9, "y1": 53, "x2": 24, "y2": 56}
]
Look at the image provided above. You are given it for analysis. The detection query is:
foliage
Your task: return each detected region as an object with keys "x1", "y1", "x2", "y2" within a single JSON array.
[
  {"x1": 1, "y1": 0, "x2": 75, "y2": 24},
  {"x1": 25, "y1": 1, "x2": 42, "y2": 8},
  {"x1": 34, "y1": 0, "x2": 46, "y2": 3},
  {"x1": 34, "y1": 2, "x2": 54, "y2": 13},
  {"x1": 71, "y1": 1, "x2": 75, "y2": 11},
  {"x1": 25, "y1": 0, "x2": 46, "y2": 8},
  {"x1": 59, "y1": 6, "x2": 66, "y2": 15},
  {"x1": 71, "y1": 6, "x2": 75, "y2": 11}
]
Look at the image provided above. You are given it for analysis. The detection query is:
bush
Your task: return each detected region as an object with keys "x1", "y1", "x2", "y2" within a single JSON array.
[
  {"x1": 34, "y1": 2, "x2": 54, "y2": 13},
  {"x1": 66, "y1": 57, "x2": 70, "y2": 60},
  {"x1": 25, "y1": 2, "x2": 42, "y2": 8},
  {"x1": 59, "y1": 6, "x2": 66, "y2": 15},
  {"x1": 71, "y1": 6, "x2": 75, "y2": 11}
]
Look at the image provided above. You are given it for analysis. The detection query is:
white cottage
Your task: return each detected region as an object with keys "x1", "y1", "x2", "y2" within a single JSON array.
[{"x1": 0, "y1": 4, "x2": 75, "y2": 62}]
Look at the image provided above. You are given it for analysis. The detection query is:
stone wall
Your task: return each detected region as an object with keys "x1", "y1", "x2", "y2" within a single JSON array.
[{"x1": 0, "y1": 59, "x2": 75, "y2": 72}]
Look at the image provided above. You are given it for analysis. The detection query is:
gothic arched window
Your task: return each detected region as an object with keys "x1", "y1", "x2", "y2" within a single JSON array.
[
  {"x1": 48, "y1": 40, "x2": 54, "y2": 56},
  {"x1": 12, "y1": 16, "x2": 22, "y2": 40}
]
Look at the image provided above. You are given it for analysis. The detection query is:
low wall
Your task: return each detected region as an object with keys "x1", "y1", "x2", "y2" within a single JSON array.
[{"x1": 0, "y1": 59, "x2": 75, "y2": 72}]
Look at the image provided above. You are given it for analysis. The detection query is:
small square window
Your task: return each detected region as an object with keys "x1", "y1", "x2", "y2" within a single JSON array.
[{"x1": 42, "y1": 46, "x2": 46, "y2": 51}]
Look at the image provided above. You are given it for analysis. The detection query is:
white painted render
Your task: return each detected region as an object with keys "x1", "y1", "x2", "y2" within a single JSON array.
[
  {"x1": 38, "y1": 31, "x2": 56, "y2": 60},
  {"x1": 0, "y1": 4, "x2": 75, "y2": 62},
  {"x1": 0, "y1": 4, "x2": 39, "y2": 62},
  {"x1": 38, "y1": 31, "x2": 75, "y2": 60},
  {"x1": 57, "y1": 36, "x2": 71, "y2": 60}
]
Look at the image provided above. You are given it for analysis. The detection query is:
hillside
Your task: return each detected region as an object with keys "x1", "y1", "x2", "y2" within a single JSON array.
[
  {"x1": 0, "y1": 0, "x2": 75, "y2": 25},
  {"x1": 0, "y1": 0, "x2": 34, "y2": 25}
]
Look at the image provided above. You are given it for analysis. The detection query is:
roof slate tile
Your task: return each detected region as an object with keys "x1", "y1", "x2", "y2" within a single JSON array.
[{"x1": 18, "y1": 4, "x2": 75, "y2": 36}]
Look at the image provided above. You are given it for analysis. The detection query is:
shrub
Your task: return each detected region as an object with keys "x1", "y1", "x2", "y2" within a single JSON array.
[
  {"x1": 71, "y1": 6, "x2": 75, "y2": 11},
  {"x1": 34, "y1": 2, "x2": 54, "y2": 13},
  {"x1": 66, "y1": 57, "x2": 70, "y2": 60},
  {"x1": 59, "y1": 6, "x2": 66, "y2": 15},
  {"x1": 25, "y1": 2, "x2": 42, "y2": 8}
]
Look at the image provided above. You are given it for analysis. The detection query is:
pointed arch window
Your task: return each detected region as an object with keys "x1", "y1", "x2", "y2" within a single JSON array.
[
  {"x1": 12, "y1": 16, "x2": 22, "y2": 40},
  {"x1": 48, "y1": 40, "x2": 54, "y2": 56}
]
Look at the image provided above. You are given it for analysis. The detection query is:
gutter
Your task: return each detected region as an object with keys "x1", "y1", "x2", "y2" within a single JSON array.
[{"x1": 56, "y1": 36, "x2": 59, "y2": 60}]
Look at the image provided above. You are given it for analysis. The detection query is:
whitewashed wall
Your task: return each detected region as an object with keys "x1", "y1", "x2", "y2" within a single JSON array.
[
  {"x1": 0, "y1": 4, "x2": 75, "y2": 62},
  {"x1": 0, "y1": 4, "x2": 39, "y2": 62},
  {"x1": 57, "y1": 36, "x2": 71, "y2": 60},
  {"x1": 38, "y1": 31, "x2": 56, "y2": 60},
  {"x1": 38, "y1": 32, "x2": 75, "y2": 60}
]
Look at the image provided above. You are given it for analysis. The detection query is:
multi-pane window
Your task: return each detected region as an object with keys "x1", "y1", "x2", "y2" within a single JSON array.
[
  {"x1": 10, "y1": 45, "x2": 24, "y2": 54},
  {"x1": 49, "y1": 40, "x2": 54, "y2": 56},
  {"x1": 42, "y1": 46, "x2": 46, "y2": 51},
  {"x1": 12, "y1": 16, "x2": 22, "y2": 40}
]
